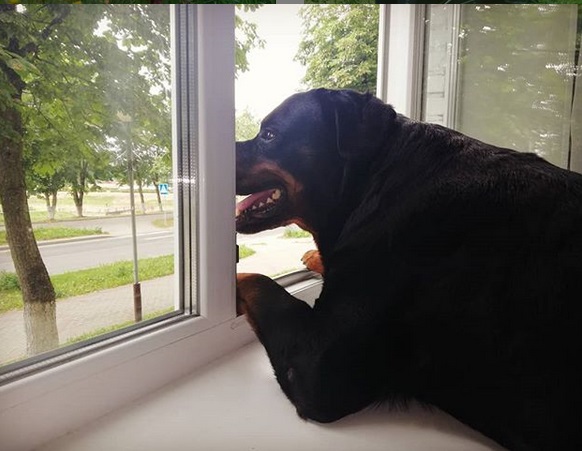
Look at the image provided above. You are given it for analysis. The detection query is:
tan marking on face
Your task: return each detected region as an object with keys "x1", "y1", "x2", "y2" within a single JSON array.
[{"x1": 240, "y1": 161, "x2": 304, "y2": 207}]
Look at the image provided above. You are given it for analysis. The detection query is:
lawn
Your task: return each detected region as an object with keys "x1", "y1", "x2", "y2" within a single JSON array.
[
  {"x1": 0, "y1": 245, "x2": 255, "y2": 314},
  {"x1": 0, "y1": 226, "x2": 105, "y2": 246}
]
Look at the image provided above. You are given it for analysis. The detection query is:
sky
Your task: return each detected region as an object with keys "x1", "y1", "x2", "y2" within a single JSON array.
[{"x1": 235, "y1": 5, "x2": 306, "y2": 121}]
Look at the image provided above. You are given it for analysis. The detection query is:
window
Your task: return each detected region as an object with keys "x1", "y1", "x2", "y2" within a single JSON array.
[
  {"x1": 234, "y1": 4, "x2": 379, "y2": 280},
  {"x1": 1, "y1": 6, "x2": 245, "y2": 449},
  {"x1": 0, "y1": 5, "x2": 241, "y2": 384},
  {"x1": 6, "y1": 5, "x2": 578, "y2": 449},
  {"x1": 0, "y1": 4, "x2": 186, "y2": 377},
  {"x1": 422, "y1": 4, "x2": 581, "y2": 170},
  {"x1": 235, "y1": 4, "x2": 316, "y2": 280}
]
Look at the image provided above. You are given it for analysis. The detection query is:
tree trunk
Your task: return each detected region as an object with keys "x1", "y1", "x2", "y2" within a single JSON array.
[
  {"x1": 72, "y1": 162, "x2": 87, "y2": 217},
  {"x1": 0, "y1": 103, "x2": 59, "y2": 357},
  {"x1": 44, "y1": 191, "x2": 57, "y2": 221},
  {"x1": 72, "y1": 189, "x2": 84, "y2": 217},
  {"x1": 155, "y1": 182, "x2": 164, "y2": 212},
  {"x1": 137, "y1": 178, "x2": 146, "y2": 214}
]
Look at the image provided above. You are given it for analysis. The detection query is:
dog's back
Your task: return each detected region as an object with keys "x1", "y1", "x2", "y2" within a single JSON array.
[{"x1": 327, "y1": 116, "x2": 582, "y2": 450}]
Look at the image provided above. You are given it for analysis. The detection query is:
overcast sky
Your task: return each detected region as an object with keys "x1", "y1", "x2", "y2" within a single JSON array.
[{"x1": 235, "y1": 5, "x2": 306, "y2": 121}]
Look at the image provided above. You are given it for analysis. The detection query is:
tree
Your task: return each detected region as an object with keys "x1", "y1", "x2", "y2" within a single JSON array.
[
  {"x1": 296, "y1": 5, "x2": 379, "y2": 94},
  {"x1": 1, "y1": 4, "x2": 264, "y2": 357},
  {"x1": 236, "y1": 108, "x2": 261, "y2": 141},
  {"x1": 235, "y1": 5, "x2": 265, "y2": 77},
  {"x1": 454, "y1": 5, "x2": 581, "y2": 167},
  {"x1": 0, "y1": 4, "x2": 171, "y2": 355},
  {"x1": 0, "y1": 4, "x2": 68, "y2": 355}
]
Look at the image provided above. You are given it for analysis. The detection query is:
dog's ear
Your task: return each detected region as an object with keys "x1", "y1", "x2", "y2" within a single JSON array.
[{"x1": 317, "y1": 89, "x2": 396, "y2": 162}]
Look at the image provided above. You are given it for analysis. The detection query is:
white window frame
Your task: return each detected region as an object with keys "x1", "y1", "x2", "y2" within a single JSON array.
[
  {"x1": 376, "y1": 4, "x2": 425, "y2": 121},
  {"x1": 0, "y1": 6, "x2": 259, "y2": 450}
]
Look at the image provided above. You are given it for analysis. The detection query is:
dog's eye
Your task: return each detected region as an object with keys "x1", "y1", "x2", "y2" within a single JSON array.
[{"x1": 260, "y1": 130, "x2": 276, "y2": 143}]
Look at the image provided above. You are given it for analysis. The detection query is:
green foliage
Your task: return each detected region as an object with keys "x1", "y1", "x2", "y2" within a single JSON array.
[
  {"x1": 282, "y1": 228, "x2": 312, "y2": 239},
  {"x1": 0, "y1": 271, "x2": 20, "y2": 292},
  {"x1": 453, "y1": 5, "x2": 580, "y2": 166},
  {"x1": 236, "y1": 108, "x2": 260, "y2": 141},
  {"x1": 1, "y1": 4, "x2": 264, "y2": 221},
  {"x1": 239, "y1": 244, "x2": 255, "y2": 259},
  {"x1": 235, "y1": 5, "x2": 265, "y2": 76},
  {"x1": 296, "y1": 5, "x2": 379, "y2": 94}
]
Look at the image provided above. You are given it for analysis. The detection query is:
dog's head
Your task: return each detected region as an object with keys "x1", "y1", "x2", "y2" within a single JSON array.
[{"x1": 236, "y1": 88, "x2": 397, "y2": 236}]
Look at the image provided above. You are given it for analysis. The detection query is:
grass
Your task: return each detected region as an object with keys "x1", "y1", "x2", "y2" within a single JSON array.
[
  {"x1": 0, "y1": 255, "x2": 174, "y2": 314},
  {"x1": 239, "y1": 244, "x2": 255, "y2": 259},
  {"x1": 64, "y1": 307, "x2": 174, "y2": 345},
  {"x1": 0, "y1": 244, "x2": 256, "y2": 314},
  {"x1": 282, "y1": 228, "x2": 312, "y2": 239},
  {"x1": 0, "y1": 226, "x2": 105, "y2": 246},
  {"x1": 0, "y1": 188, "x2": 174, "y2": 225},
  {"x1": 152, "y1": 217, "x2": 173, "y2": 228}
]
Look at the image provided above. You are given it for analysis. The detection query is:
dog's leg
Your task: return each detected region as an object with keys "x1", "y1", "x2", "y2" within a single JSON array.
[{"x1": 237, "y1": 273, "x2": 384, "y2": 423}]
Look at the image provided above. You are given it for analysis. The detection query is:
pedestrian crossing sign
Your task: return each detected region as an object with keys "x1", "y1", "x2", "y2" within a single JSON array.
[{"x1": 159, "y1": 183, "x2": 169, "y2": 195}]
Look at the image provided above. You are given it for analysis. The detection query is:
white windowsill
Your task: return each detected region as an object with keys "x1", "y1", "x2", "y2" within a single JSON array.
[{"x1": 38, "y1": 340, "x2": 503, "y2": 451}]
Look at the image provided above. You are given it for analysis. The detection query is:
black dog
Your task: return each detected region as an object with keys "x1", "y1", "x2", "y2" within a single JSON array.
[{"x1": 235, "y1": 88, "x2": 582, "y2": 451}]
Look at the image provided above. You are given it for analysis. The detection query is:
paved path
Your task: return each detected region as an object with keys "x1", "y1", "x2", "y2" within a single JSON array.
[{"x1": 0, "y1": 220, "x2": 316, "y2": 364}]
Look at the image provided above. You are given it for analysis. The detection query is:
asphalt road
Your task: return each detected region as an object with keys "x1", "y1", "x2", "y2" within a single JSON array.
[
  {"x1": 0, "y1": 214, "x2": 295, "y2": 276},
  {"x1": 0, "y1": 231, "x2": 173, "y2": 275}
]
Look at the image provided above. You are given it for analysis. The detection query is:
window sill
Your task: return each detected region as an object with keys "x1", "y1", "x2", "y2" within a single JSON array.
[
  {"x1": 38, "y1": 340, "x2": 503, "y2": 451},
  {"x1": 0, "y1": 272, "x2": 322, "y2": 451}
]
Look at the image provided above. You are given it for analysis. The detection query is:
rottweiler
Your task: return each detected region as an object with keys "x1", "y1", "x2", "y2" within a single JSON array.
[{"x1": 235, "y1": 88, "x2": 582, "y2": 451}]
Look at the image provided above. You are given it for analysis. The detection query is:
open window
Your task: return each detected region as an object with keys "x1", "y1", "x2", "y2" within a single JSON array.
[{"x1": 2, "y1": 5, "x2": 580, "y2": 450}]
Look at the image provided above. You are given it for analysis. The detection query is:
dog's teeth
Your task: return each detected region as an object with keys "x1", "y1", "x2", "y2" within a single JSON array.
[
  {"x1": 266, "y1": 197, "x2": 274, "y2": 204},
  {"x1": 272, "y1": 189, "x2": 281, "y2": 200},
  {"x1": 258, "y1": 202, "x2": 264, "y2": 208}
]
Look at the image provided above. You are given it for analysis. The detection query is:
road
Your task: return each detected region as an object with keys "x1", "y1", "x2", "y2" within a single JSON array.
[{"x1": 0, "y1": 214, "x2": 300, "y2": 275}]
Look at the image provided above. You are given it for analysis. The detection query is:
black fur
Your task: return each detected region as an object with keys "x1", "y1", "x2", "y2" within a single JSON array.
[{"x1": 235, "y1": 88, "x2": 582, "y2": 451}]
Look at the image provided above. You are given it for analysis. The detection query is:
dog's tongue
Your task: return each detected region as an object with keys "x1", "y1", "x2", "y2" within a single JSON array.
[{"x1": 236, "y1": 188, "x2": 278, "y2": 216}]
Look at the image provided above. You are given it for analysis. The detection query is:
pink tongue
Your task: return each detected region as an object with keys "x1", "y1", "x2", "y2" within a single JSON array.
[{"x1": 236, "y1": 188, "x2": 276, "y2": 213}]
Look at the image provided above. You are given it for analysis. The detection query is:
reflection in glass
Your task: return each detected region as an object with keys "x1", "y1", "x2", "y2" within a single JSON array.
[
  {"x1": 0, "y1": 5, "x2": 176, "y2": 370},
  {"x1": 424, "y1": 5, "x2": 581, "y2": 170}
]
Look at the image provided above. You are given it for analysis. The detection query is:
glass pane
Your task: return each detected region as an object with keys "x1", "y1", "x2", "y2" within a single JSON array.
[
  {"x1": 235, "y1": 4, "x2": 315, "y2": 279},
  {"x1": 0, "y1": 5, "x2": 180, "y2": 370},
  {"x1": 235, "y1": 4, "x2": 379, "y2": 278},
  {"x1": 423, "y1": 5, "x2": 581, "y2": 170}
]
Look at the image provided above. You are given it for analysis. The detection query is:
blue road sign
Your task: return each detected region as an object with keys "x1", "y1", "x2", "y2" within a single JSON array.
[{"x1": 159, "y1": 183, "x2": 169, "y2": 195}]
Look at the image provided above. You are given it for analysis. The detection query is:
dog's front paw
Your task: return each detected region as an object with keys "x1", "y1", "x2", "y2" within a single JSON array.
[
  {"x1": 236, "y1": 273, "x2": 276, "y2": 316},
  {"x1": 301, "y1": 249, "x2": 324, "y2": 274}
]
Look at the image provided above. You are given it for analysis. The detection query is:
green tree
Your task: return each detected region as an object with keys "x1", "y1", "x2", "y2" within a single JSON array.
[
  {"x1": 1, "y1": 4, "x2": 264, "y2": 357},
  {"x1": 0, "y1": 4, "x2": 171, "y2": 355},
  {"x1": 235, "y1": 5, "x2": 265, "y2": 77},
  {"x1": 236, "y1": 109, "x2": 261, "y2": 141},
  {"x1": 454, "y1": 5, "x2": 580, "y2": 168},
  {"x1": 296, "y1": 5, "x2": 379, "y2": 94},
  {"x1": 0, "y1": 4, "x2": 69, "y2": 355}
]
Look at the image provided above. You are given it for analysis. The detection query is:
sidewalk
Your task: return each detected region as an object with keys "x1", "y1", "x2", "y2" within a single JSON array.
[{"x1": 0, "y1": 233, "x2": 316, "y2": 365}]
